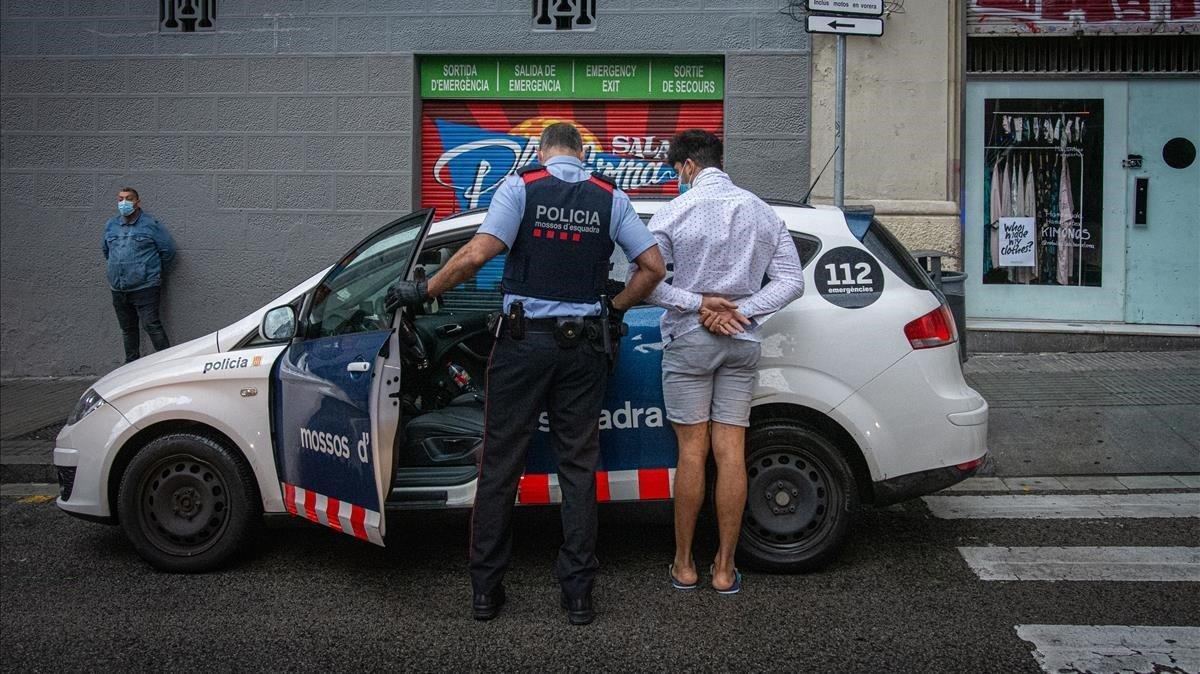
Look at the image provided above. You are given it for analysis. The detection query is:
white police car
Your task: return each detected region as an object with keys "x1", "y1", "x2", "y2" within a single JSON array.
[{"x1": 55, "y1": 202, "x2": 987, "y2": 572}]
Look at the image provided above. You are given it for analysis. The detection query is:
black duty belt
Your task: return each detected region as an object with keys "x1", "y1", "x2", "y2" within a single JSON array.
[{"x1": 524, "y1": 316, "x2": 601, "y2": 332}]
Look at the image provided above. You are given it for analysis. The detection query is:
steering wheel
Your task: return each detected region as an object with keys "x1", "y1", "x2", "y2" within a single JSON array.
[{"x1": 396, "y1": 307, "x2": 427, "y2": 365}]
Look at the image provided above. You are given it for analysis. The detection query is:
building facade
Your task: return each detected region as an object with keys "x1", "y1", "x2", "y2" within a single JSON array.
[
  {"x1": 0, "y1": 0, "x2": 811, "y2": 376},
  {"x1": 963, "y1": 1, "x2": 1199, "y2": 331},
  {"x1": 809, "y1": 0, "x2": 965, "y2": 265}
]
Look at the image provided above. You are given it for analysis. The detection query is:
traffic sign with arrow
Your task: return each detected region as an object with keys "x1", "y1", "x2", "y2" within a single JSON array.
[
  {"x1": 806, "y1": 0, "x2": 884, "y2": 17},
  {"x1": 805, "y1": 14, "x2": 884, "y2": 36}
]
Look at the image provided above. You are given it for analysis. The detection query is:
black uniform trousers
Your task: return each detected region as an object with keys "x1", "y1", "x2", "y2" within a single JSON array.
[{"x1": 469, "y1": 328, "x2": 608, "y2": 600}]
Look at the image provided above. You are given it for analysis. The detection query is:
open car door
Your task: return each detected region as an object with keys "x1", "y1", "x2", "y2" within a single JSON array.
[{"x1": 271, "y1": 209, "x2": 435, "y2": 545}]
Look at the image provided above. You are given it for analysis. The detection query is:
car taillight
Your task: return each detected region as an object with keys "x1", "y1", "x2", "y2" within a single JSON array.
[{"x1": 904, "y1": 304, "x2": 958, "y2": 350}]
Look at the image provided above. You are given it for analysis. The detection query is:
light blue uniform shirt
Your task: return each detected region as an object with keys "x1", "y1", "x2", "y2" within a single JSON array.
[{"x1": 477, "y1": 155, "x2": 657, "y2": 318}]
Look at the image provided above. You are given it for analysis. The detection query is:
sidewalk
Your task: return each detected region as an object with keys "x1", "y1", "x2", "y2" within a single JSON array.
[
  {"x1": 0, "y1": 378, "x2": 93, "y2": 483},
  {"x1": 1, "y1": 351, "x2": 1197, "y2": 483},
  {"x1": 963, "y1": 350, "x2": 1199, "y2": 476}
]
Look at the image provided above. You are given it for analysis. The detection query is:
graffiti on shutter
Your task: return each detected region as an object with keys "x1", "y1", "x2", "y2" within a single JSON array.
[{"x1": 420, "y1": 100, "x2": 724, "y2": 217}]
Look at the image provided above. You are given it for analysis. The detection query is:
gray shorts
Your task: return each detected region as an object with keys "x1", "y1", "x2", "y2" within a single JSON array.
[{"x1": 661, "y1": 328, "x2": 762, "y2": 427}]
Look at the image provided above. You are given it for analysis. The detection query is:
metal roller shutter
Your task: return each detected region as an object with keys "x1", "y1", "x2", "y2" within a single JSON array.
[
  {"x1": 419, "y1": 100, "x2": 724, "y2": 218},
  {"x1": 967, "y1": 0, "x2": 1200, "y2": 36}
]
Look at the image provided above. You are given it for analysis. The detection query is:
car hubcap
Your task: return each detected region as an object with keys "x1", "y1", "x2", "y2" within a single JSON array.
[
  {"x1": 744, "y1": 449, "x2": 836, "y2": 546},
  {"x1": 139, "y1": 455, "x2": 230, "y2": 556}
]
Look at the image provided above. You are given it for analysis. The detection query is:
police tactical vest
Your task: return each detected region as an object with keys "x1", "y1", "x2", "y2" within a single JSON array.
[{"x1": 501, "y1": 166, "x2": 616, "y2": 304}]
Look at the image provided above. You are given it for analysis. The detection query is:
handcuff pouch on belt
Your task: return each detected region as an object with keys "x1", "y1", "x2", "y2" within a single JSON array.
[
  {"x1": 554, "y1": 318, "x2": 582, "y2": 349},
  {"x1": 505, "y1": 301, "x2": 525, "y2": 340}
]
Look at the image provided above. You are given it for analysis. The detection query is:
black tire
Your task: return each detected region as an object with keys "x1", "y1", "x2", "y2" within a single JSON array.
[
  {"x1": 117, "y1": 433, "x2": 261, "y2": 573},
  {"x1": 738, "y1": 421, "x2": 857, "y2": 573}
]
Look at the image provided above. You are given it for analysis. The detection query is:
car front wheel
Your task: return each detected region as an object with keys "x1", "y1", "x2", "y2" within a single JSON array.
[
  {"x1": 738, "y1": 421, "x2": 857, "y2": 573},
  {"x1": 117, "y1": 433, "x2": 261, "y2": 572}
]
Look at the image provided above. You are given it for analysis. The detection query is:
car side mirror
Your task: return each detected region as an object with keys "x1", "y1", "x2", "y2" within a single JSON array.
[{"x1": 260, "y1": 305, "x2": 297, "y2": 342}]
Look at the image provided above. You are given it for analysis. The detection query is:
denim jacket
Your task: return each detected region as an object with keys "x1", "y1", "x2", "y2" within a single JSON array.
[{"x1": 102, "y1": 211, "x2": 176, "y2": 291}]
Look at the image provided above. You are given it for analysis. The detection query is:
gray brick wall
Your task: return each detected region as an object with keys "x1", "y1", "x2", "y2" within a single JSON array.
[{"x1": 0, "y1": 0, "x2": 810, "y2": 376}]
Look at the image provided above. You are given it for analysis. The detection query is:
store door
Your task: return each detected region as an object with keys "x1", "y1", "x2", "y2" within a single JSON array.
[
  {"x1": 963, "y1": 80, "x2": 1129, "y2": 323},
  {"x1": 1124, "y1": 80, "x2": 1200, "y2": 326}
]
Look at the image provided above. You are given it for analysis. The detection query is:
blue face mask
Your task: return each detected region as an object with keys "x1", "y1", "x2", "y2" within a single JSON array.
[
  {"x1": 678, "y1": 181, "x2": 690, "y2": 195},
  {"x1": 117, "y1": 200, "x2": 135, "y2": 216}
]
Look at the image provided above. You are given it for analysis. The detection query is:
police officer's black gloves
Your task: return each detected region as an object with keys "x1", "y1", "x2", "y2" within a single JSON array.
[
  {"x1": 604, "y1": 297, "x2": 628, "y2": 336},
  {"x1": 385, "y1": 280, "x2": 429, "y2": 311}
]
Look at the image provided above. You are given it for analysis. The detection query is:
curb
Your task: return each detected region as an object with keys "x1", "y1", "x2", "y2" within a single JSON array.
[{"x1": 1, "y1": 463, "x2": 57, "y2": 485}]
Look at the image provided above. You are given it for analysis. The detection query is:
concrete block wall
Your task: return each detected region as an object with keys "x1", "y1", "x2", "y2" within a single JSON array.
[{"x1": 1, "y1": 0, "x2": 810, "y2": 376}]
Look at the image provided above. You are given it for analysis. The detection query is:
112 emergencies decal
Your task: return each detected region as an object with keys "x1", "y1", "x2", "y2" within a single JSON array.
[{"x1": 814, "y1": 247, "x2": 884, "y2": 309}]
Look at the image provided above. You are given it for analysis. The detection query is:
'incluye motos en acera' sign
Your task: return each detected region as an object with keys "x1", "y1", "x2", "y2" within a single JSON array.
[{"x1": 420, "y1": 55, "x2": 724, "y2": 100}]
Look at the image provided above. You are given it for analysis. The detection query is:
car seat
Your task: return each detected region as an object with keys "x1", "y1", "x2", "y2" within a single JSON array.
[{"x1": 399, "y1": 394, "x2": 484, "y2": 467}]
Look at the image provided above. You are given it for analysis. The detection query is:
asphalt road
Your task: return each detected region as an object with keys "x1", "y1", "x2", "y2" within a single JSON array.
[{"x1": 2, "y1": 493, "x2": 1197, "y2": 672}]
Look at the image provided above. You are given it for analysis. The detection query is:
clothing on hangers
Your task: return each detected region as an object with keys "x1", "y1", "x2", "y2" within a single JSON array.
[
  {"x1": 988, "y1": 158, "x2": 1001, "y2": 273},
  {"x1": 1057, "y1": 157, "x2": 1075, "y2": 285}
]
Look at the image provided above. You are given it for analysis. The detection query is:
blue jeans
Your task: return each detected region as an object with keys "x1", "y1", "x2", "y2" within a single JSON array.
[{"x1": 111, "y1": 286, "x2": 170, "y2": 362}]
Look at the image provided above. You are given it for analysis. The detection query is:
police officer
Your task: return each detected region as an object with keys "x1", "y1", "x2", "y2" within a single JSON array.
[{"x1": 387, "y1": 122, "x2": 665, "y2": 625}]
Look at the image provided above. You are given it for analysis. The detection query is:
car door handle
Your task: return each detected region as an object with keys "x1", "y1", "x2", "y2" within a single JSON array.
[
  {"x1": 346, "y1": 361, "x2": 371, "y2": 373},
  {"x1": 439, "y1": 324, "x2": 463, "y2": 336}
]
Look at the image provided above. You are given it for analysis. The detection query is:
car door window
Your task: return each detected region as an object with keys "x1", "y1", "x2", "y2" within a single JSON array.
[
  {"x1": 793, "y1": 233, "x2": 821, "y2": 267},
  {"x1": 307, "y1": 215, "x2": 427, "y2": 338},
  {"x1": 439, "y1": 254, "x2": 508, "y2": 313}
]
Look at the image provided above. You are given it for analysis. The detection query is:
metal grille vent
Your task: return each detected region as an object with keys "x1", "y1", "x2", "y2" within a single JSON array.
[
  {"x1": 57, "y1": 466, "x2": 76, "y2": 501},
  {"x1": 160, "y1": 0, "x2": 216, "y2": 33},
  {"x1": 532, "y1": 0, "x2": 596, "y2": 31},
  {"x1": 968, "y1": 36, "x2": 1200, "y2": 74}
]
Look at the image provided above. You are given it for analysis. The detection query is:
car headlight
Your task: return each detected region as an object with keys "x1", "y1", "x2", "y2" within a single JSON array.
[{"x1": 67, "y1": 388, "x2": 105, "y2": 426}]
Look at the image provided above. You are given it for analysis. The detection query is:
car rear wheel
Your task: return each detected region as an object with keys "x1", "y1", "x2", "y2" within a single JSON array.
[
  {"x1": 738, "y1": 421, "x2": 857, "y2": 573},
  {"x1": 117, "y1": 433, "x2": 261, "y2": 572}
]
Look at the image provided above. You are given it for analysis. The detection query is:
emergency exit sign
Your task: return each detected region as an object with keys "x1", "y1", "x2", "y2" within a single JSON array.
[{"x1": 420, "y1": 56, "x2": 724, "y2": 100}]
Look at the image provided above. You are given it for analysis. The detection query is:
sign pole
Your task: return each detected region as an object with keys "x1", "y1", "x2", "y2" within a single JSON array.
[
  {"x1": 805, "y1": 0, "x2": 884, "y2": 207},
  {"x1": 833, "y1": 34, "x2": 846, "y2": 208}
]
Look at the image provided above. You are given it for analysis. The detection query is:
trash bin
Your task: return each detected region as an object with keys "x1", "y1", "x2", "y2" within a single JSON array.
[
  {"x1": 911, "y1": 250, "x2": 967, "y2": 361},
  {"x1": 939, "y1": 270, "x2": 968, "y2": 361}
]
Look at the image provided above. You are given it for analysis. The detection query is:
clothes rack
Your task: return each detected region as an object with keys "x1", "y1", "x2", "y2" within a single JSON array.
[{"x1": 984, "y1": 145, "x2": 1087, "y2": 286}]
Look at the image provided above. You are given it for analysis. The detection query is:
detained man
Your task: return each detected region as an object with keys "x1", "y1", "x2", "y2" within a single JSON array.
[{"x1": 637, "y1": 129, "x2": 804, "y2": 593}]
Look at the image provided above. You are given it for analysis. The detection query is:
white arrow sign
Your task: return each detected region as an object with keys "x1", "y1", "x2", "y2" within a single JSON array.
[
  {"x1": 805, "y1": 14, "x2": 884, "y2": 36},
  {"x1": 806, "y1": 0, "x2": 884, "y2": 16}
]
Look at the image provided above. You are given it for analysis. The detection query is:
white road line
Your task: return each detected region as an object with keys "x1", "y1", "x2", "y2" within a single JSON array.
[
  {"x1": 1016, "y1": 625, "x2": 1200, "y2": 674},
  {"x1": 940, "y1": 475, "x2": 1200, "y2": 493},
  {"x1": 958, "y1": 546, "x2": 1200, "y2": 582},
  {"x1": 924, "y1": 493, "x2": 1200, "y2": 519}
]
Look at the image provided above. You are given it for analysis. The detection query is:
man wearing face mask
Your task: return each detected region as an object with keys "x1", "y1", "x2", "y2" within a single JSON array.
[
  {"x1": 102, "y1": 187, "x2": 176, "y2": 363},
  {"x1": 638, "y1": 129, "x2": 804, "y2": 594}
]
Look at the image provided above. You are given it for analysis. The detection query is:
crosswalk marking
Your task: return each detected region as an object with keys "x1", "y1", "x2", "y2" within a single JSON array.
[
  {"x1": 1016, "y1": 625, "x2": 1200, "y2": 674},
  {"x1": 958, "y1": 546, "x2": 1200, "y2": 582},
  {"x1": 924, "y1": 493, "x2": 1200, "y2": 519}
]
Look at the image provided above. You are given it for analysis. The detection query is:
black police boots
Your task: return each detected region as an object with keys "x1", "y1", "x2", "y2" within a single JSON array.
[
  {"x1": 472, "y1": 586, "x2": 506, "y2": 621},
  {"x1": 560, "y1": 591, "x2": 595, "y2": 626}
]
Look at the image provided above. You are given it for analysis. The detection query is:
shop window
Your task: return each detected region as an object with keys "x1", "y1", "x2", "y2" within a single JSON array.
[
  {"x1": 981, "y1": 98, "x2": 1105, "y2": 287},
  {"x1": 160, "y1": 0, "x2": 216, "y2": 33},
  {"x1": 532, "y1": 0, "x2": 596, "y2": 31}
]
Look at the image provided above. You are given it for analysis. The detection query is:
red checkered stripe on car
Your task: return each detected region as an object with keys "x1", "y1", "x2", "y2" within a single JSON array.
[
  {"x1": 516, "y1": 468, "x2": 676, "y2": 504},
  {"x1": 281, "y1": 482, "x2": 383, "y2": 546}
]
